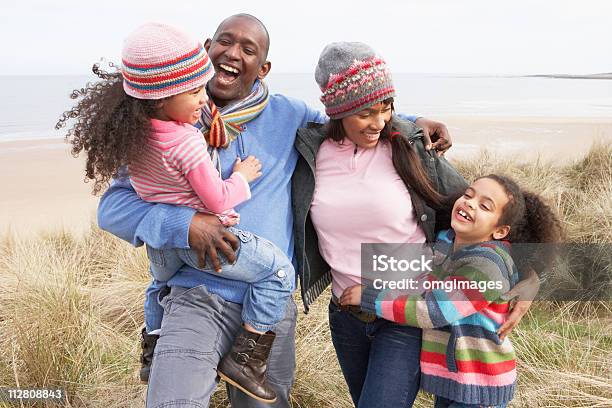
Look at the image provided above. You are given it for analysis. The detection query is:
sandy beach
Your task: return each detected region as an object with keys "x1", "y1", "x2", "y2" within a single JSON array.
[
  {"x1": 1, "y1": 116, "x2": 611, "y2": 236},
  {"x1": 0, "y1": 139, "x2": 99, "y2": 236},
  {"x1": 440, "y1": 116, "x2": 612, "y2": 160}
]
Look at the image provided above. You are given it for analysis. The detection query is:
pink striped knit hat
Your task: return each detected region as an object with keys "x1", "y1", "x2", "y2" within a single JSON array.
[
  {"x1": 121, "y1": 22, "x2": 214, "y2": 100},
  {"x1": 315, "y1": 42, "x2": 395, "y2": 119}
]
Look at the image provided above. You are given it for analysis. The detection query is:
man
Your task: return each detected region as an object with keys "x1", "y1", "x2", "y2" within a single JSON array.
[{"x1": 98, "y1": 14, "x2": 527, "y2": 407}]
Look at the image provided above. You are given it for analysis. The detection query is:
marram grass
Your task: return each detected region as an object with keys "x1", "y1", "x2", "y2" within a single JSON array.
[{"x1": 1, "y1": 145, "x2": 610, "y2": 407}]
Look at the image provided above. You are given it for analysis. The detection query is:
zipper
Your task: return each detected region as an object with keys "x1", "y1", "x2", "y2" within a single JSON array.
[
  {"x1": 351, "y1": 144, "x2": 358, "y2": 170},
  {"x1": 237, "y1": 132, "x2": 246, "y2": 159}
]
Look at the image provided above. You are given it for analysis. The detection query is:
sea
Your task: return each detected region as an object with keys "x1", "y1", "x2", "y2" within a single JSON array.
[{"x1": 1, "y1": 73, "x2": 611, "y2": 144}]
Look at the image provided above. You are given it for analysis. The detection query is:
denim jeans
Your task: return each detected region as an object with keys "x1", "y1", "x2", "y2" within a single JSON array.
[
  {"x1": 147, "y1": 284, "x2": 297, "y2": 407},
  {"x1": 328, "y1": 300, "x2": 422, "y2": 408},
  {"x1": 144, "y1": 279, "x2": 166, "y2": 333},
  {"x1": 434, "y1": 396, "x2": 508, "y2": 408},
  {"x1": 144, "y1": 226, "x2": 295, "y2": 333}
]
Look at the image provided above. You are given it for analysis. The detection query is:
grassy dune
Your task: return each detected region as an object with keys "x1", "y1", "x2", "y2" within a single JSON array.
[{"x1": 1, "y1": 145, "x2": 610, "y2": 407}]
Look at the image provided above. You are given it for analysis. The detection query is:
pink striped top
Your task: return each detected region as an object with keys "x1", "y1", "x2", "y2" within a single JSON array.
[{"x1": 129, "y1": 119, "x2": 250, "y2": 224}]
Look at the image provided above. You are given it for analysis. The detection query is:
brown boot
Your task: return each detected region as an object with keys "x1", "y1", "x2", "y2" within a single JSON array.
[
  {"x1": 139, "y1": 327, "x2": 159, "y2": 383},
  {"x1": 217, "y1": 328, "x2": 277, "y2": 403}
]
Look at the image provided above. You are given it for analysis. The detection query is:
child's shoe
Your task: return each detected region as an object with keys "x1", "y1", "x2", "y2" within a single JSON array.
[
  {"x1": 139, "y1": 327, "x2": 159, "y2": 383},
  {"x1": 217, "y1": 328, "x2": 277, "y2": 403}
]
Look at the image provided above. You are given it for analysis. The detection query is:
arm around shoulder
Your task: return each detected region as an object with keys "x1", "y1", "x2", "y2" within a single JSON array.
[{"x1": 400, "y1": 119, "x2": 467, "y2": 196}]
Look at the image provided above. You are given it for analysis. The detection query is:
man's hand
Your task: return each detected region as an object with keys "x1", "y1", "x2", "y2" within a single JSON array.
[
  {"x1": 497, "y1": 267, "x2": 540, "y2": 340},
  {"x1": 188, "y1": 213, "x2": 239, "y2": 272},
  {"x1": 415, "y1": 117, "x2": 452, "y2": 156},
  {"x1": 339, "y1": 284, "x2": 363, "y2": 306}
]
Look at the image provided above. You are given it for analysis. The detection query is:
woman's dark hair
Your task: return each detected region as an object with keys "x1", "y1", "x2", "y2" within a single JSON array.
[
  {"x1": 324, "y1": 98, "x2": 442, "y2": 208},
  {"x1": 56, "y1": 63, "x2": 158, "y2": 195}
]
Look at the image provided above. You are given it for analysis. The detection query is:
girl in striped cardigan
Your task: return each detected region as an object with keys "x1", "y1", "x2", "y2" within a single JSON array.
[{"x1": 341, "y1": 174, "x2": 563, "y2": 407}]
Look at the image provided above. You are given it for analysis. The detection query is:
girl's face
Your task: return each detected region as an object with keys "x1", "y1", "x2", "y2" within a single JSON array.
[
  {"x1": 341, "y1": 102, "x2": 392, "y2": 149},
  {"x1": 451, "y1": 177, "x2": 511, "y2": 245},
  {"x1": 155, "y1": 85, "x2": 208, "y2": 125}
]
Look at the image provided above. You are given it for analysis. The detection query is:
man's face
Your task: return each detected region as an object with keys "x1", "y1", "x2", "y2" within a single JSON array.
[{"x1": 205, "y1": 16, "x2": 271, "y2": 107}]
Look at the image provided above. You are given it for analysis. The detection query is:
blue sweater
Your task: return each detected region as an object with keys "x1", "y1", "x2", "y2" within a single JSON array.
[{"x1": 98, "y1": 91, "x2": 417, "y2": 303}]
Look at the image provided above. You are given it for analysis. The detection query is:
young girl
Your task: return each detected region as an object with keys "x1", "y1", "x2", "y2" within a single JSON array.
[
  {"x1": 56, "y1": 22, "x2": 292, "y2": 403},
  {"x1": 341, "y1": 174, "x2": 563, "y2": 407}
]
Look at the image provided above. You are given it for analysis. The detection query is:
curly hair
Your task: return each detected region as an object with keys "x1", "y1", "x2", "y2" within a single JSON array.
[
  {"x1": 478, "y1": 174, "x2": 565, "y2": 275},
  {"x1": 478, "y1": 174, "x2": 564, "y2": 244},
  {"x1": 56, "y1": 63, "x2": 158, "y2": 195}
]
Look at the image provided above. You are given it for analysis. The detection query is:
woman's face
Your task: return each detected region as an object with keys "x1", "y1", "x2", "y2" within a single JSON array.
[{"x1": 341, "y1": 102, "x2": 392, "y2": 149}]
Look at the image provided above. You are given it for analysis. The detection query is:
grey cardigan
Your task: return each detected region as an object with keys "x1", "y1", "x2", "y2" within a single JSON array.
[{"x1": 291, "y1": 118, "x2": 468, "y2": 312}]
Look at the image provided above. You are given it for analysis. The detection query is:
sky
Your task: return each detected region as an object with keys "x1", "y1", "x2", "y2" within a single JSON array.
[{"x1": 1, "y1": 0, "x2": 610, "y2": 75}]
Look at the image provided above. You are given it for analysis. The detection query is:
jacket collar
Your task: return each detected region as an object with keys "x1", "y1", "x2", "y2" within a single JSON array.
[
  {"x1": 296, "y1": 122, "x2": 327, "y2": 151},
  {"x1": 436, "y1": 228, "x2": 512, "y2": 259}
]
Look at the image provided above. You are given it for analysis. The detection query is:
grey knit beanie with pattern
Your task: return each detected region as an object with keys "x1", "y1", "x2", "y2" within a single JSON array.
[{"x1": 315, "y1": 42, "x2": 395, "y2": 119}]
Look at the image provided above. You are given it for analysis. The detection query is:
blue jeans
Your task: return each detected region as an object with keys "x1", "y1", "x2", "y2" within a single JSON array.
[
  {"x1": 147, "y1": 285, "x2": 297, "y2": 407},
  {"x1": 144, "y1": 227, "x2": 295, "y2": 333},
  {"x1": 328, "y1": 300, "x2": 422, "y2": 408},
  {"x1": 434, "y1": 396, "x2": 507, "y2": 408}
]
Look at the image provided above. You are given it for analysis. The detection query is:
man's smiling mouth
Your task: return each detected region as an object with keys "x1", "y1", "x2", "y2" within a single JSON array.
[
  {"x1": 215, "y1": 63, "x2": 240, "y2": 85},
  {"x1": 219, "y1": 63, "x2": 239, "y2": 74}
]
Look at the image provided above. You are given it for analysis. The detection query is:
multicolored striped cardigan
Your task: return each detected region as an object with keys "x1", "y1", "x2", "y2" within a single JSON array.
[{"x1": 361, "y1": 229, "x2": 519, "y2": 406}]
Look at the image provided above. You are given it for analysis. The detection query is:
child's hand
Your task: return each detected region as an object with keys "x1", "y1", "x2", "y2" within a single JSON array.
[
  {"x1": 340, "y1": 284, "x2": 363, "y2": 306},
  {"x1": 233, "y1": 156, "x2": 262, "y2": 183},
  {"x1": 225, "y1": 218, "x2": 239, "y2": 227}
]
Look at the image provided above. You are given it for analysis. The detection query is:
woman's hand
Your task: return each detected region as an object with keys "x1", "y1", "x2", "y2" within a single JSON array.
[
  {"x1": 415, "y1": 117, "x2": 452, "y2": 156},
  {"x1": 188, "y1": 213, "x2": 240, "y2": 272},
  {"x1": 497, "y1": 267, "x2": 540, "y2": 340},
  {"x1": 340, "y1": 284, "x2": 363, "y2": 306}
]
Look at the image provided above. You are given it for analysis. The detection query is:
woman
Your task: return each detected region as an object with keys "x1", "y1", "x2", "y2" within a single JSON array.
[{"x1": 292, "y1": 42, "x2": 468, "y2": 407}]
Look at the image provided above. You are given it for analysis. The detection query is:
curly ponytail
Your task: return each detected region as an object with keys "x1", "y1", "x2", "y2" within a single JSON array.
[
  {"x1": 509, "y1": 190, "x2": 564, "y2": 244},
  {"x1": 56, "y1": 63, "x2": 158, "y2": 195}
]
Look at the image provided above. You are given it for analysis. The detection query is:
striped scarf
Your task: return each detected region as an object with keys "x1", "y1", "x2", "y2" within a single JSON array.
[{"x1": 199, "y1": 80, "x2": 269, "y2": 148}]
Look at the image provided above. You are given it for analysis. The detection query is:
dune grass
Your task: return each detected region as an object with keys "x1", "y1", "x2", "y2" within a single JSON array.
[{"x1": 0, "y1": 145, "x2": 610, "y2": 407}]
